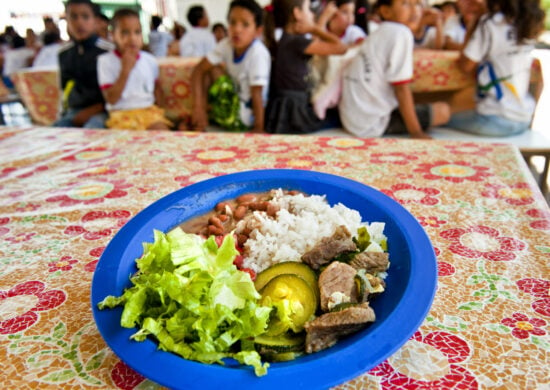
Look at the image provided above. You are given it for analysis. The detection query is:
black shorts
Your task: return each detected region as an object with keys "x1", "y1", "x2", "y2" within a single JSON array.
[{"x1": 384, "y1": 104, "x2": 432, "y2": 135}]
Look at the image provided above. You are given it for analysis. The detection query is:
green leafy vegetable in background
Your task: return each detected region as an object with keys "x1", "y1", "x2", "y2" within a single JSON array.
[
  {"x1": 98, "y1": 228, "x2": 271, "y2": 376},
  {"x1": 208, "y1": 75, "x2": 248, "y2": 132}
]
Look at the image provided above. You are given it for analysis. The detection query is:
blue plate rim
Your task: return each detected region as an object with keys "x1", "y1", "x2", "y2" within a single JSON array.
[{"x1": 91, "y1": 169, "x2": 437, "y2": 390}]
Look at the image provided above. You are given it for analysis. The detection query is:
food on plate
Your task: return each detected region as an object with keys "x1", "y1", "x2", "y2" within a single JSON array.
[{"x1": 98, "y1": 189, "x2": 390, "y2": 376}]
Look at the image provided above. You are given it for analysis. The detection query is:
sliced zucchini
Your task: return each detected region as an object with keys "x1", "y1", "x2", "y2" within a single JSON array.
[
  {"x1": 260, "y1": 274, "x2": 317, "y2": 333},
  {"x1": 254, "y1": 332, "x2": 305, "y2": 353},
  {"x1": 262, "y1": 351, "x2": 304, "y2": 362},
  {"x1": 254, "y1": 261, "x2": 319, "y2": 302}
]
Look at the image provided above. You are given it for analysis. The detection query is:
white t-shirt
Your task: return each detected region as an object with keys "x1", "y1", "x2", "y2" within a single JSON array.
[
  {"x1": 415, "y1": 26, "x2": 438, "y2": 49},
  {"x1": 2, "y1": 47, "x2": 35, "y2": 77},
  {"x1": 206, "y1": 38, "x2": 271, "y2": 126},
  {"x1": 340, "y1": 25, "x2": 366, "y2": 46},
  {"x1": 443, "y1": 14, "x2": 466, "y2": 45},
  {"x1": 179, "y1": 27, "x2": 216, "y2": 58},
  {"x1": 33, "y1": 43, "x2": 61, "y2": 68},
  {"x1": 463, "y1": 13, "x2": 536, "y2": 122},
  {"x1": 97, "y1": 50, "x2": 158, "y2": 111},
  {"x1": 149, "y1": 30, "x2": 174, "y2": 57},
  {"x1": 339, "y1": 22, "x2": 414, "y2": 137}
]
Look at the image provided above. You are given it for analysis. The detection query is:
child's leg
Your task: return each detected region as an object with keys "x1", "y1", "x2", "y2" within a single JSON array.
[
  {"x1": 83, "y1": 112, "x2": 108, "y2": 129},
  {"x1": 446, "y1": 111, "x2": 529, "y2": 137},
  {"x1": 429, "y1": 102, "x2": 451, "y2": 127},
  {"x1": 53, "y1": 109, "x2": 77, "y2": 127}
]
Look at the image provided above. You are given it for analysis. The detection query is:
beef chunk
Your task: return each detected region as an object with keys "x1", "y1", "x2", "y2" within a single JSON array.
[
  {"x1": 301, "y1": 225, "x2": 357, "y2": 270},
  {"x1": 349, "y1": 252, "x2": 389, "y2": 274},
  {"x1": 304, "y1": 302, "x2": 376, "y2": 353},
  {"x1": 318, "y1": 261, "x2": 358, "y2": 312}
]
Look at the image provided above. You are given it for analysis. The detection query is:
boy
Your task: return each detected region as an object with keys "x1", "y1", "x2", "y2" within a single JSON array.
[
  {"x1": 97, "y1": 9, "x2": 172, "y2": 130},
  {"x1": 148, "y1": 15, "x2": 174, "y2": 57},
  {"x1": 179, "y1": 5, "x2": 216, "y2": 57},
  {"x1": 338, "y1": 0, "x2": 450, "y2": 139},
  {"x1": 55, "y1": 0, "x2": 113, "y2": 128},
  {"x1": 190, "y1": 0, "x2": 270, "y2": 133}
]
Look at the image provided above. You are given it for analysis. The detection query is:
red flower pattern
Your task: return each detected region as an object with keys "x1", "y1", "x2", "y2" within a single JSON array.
[
  {"x1": 183, "y1": 146, "x2": 250, "y2": 165},
  {"x1": 369, "y1": 331, "x2": 478, "y2": 389},
  {"x1": 274, "y1": 155, "x2": 327, "y2": 170},
  {"x1": 516, "y1": 278, "x2": 550, "y2": 317},
  {"x1": 84, "y1": 246, "x2": 105, "y2": 272},
  {"x1": 0, "y1": 217, "x2": 9, "y2": 237},
  {"x1": 415, "y1": 160, "x2": 492, "y2": 183},
  {"x1": 438, "y1": 261, "x2": 456, "y2": 277},
  {"x1": 382, "y1": 183, "x2": 441, "y2": 206},
  {"x1": 48, "y1": 256, "x2": 79, "y2": 273},
  {"x1": 370, "y1": 152, "x2": 419, "y2": 165},
  {"x1": 440, "y1": 225, "x2": 526, "y2": 262},
  {"x1": 0, "y1": 281, "x2": 66, "y2": 334},
  {"x1": 5, "y1": 232, "x2": 36, "y2": 244},
  {"x1": 444, "y1": 143, "x2": 494, "y2": 155},
  {"x1": 111, "y1": 361, "x2": 145, "y2": 390},
  {"x1": 46, "y1": 179, "x2": 132, "y2": 207},
  {"x1": 526, "y1": 208, "x2": 550, "y2": 231},
  {"x1": 256, "y1": 142, "x2": 300, "y2": 154},
  {"x1": 501, "y1": 313, "x2": 546, "y2": 339},
  {"x1": 482, "y1": 183, "x2": 535, "y2": 206},
  {"x1": 418, "y1": 215, "x2": 447, "y2": 228},
  {"x1": 64, "y1": 210, "x2": 131, "y2": 240},
  {"x1": 62, "y1": 147, "x2": 119, "y2": 163}
]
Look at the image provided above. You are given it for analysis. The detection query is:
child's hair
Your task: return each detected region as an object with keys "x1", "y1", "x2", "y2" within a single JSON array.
[
  {"x1": 187, "y1": 5, "x2": 206, "y2": 27},
  {"x1": 264, "y1": 0, "x2": 306, "y2": 56},
  {"x1": 435, "y1": 1, "x2": 459, "y2": 13},
  {"x1": 151, "y1": 15, "x2": 162, "y2": 30},
  {"x1": 485, "y1": 0, "x2": 545, "y2": 43},
  {"x1": 43, "y1": 31, "x2": 61, "y2": 45},
  {"x1": 354, "y1": 0, "x2": 369, "y2": 34},
  {"x1": 212, "y1": 22, "x2": 226, "y2": 32},
  {"x1": 110, "y1": 8, "x2": 140, "y2": 30},
  {"x1": 65, "y1": 0, "x2": 96, "y2": 12},
  {"x1": 229, "y1": 0, "x2": 264, "y2": 27}
]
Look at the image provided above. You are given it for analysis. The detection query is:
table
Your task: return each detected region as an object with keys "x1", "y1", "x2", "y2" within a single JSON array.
[{"x1": 1, "y1": 125, "x2": 549, "y2": 388}]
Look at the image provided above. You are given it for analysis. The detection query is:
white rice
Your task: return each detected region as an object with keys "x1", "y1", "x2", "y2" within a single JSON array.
[{"x1": 237, "y1": 190, "x2": 363, "y2": 273}]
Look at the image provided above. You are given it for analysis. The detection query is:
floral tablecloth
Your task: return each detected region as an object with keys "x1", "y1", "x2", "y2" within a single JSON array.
[{"x1": 0, "y1": 126, "x2": 549, "y2": 389}]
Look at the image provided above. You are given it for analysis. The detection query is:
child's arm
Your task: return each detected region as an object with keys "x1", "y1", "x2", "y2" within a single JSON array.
[
  {"x1": 190, "y1": 57, "x2": 215, "y2": 131},
  {"x1": 423, "y1": 8, "x2": 444, "y2": 50},
  {"x1": 316, "y1": 1, "x2": 338, "y2": 30},
  {"x1": 393, "y1": 83, "x2": 431, "y2": 139},
  {"x1": 102, "y1": 50, "x2": 138, "y2": 105},
  {"x1": 296, "y1": 19, "x2": 347, "y2": 56},
  {"x1": 72, "y1": 103, "x2": 105, "y2": 127},
  {"x1": 154, "y1": 80, "x2": 164, "y2": 107},
  {"x1": 250, "y1": 85, "x2": 264, "y2": 133}
]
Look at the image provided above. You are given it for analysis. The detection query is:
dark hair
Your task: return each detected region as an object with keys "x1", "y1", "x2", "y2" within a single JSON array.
[
  {"x1": 336, "y1": 0, "x2": 354, "y2": 6},
  {"x1": 187, "y1": 5, "x2": 206, "y2": 26},
  {"x1": 485, "y1": 0, "x2": 545, "y2": 43},
  {"x1": 151, "y1": 15, "x2": 162, "y2": 29},
  {"x1": 111, "y1": 8, "x2": 140, "y2": 30},
  {"x1": 354, "y1": 0, "x2": 369, "y2": 34},
  {"x1": 212, "y1": 22, "x2": 227, "y2": 32},
  {"x1": 43, "y1": 31, "x2": 61, "y2": 45},
  {"x1": 65, "y1": 0, "x2": 97, "y2": 14},
  {"x1": 229, "y1": 0, "x2": 264, "y2": 27},
  {"x1": 264, "y1": 0, "x2": 305, "y2": 56},
  {"x1": 12, "y1": 35, "x2": 26, "y2": 49},
  {"x1": 436, "y1": 1, "x2": 459, "y2": 13}
]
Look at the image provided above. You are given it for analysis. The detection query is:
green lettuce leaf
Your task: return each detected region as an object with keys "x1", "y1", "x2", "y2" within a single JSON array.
[{"x1": 98, "y1": 228, "x2": 270, "y2": 376}]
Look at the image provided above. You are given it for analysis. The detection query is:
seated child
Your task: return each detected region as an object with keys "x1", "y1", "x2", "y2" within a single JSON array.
[
  {"x1": 447, "y1": 0, "x2": 545, "y2": 137},
  {"x1": 190, "y1": 0, "x2": 270, "y2": 133},
  {"x1": 179, "y1": 5, "x2": 217, "y2": 57},
  {"x1": 97, "y1": 8, "x2": 172, "y2": 130},
  {"x1": 55, "y1": 0, "x2": 114, "y2": 128},
  {"x1": 324, "y1": 0, "x2": 367, "y2": 46},
  {"x1": 409, "y1": 0, "x2": 444, "y2": 50},
  {"x1": 338, "y1": 0, "x2": 450, "y2": 139},
  {"x1": 264, "y1": 0, "x2": 347, "y2": 134},
  {"x1": 443, "y1": 0, "x2": 484, "y2": 50},
  {"x1": 212, "y1": 23, "x2": 228, "y2": 42}
]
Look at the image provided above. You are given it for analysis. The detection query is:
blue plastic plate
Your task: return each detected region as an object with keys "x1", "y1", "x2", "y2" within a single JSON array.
[{"x1": 91, "y1": 169, "x2": 437, "y2": 390}]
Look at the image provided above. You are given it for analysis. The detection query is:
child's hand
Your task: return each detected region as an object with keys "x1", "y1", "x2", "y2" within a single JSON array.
[
  {"x1": 295, "y1": 19, "x2": 316, "y2": 35},
  {"x1": 120, "y1": 49, "x2": 138, "y2": 73},
  {"x1": 317, "y1": 2, "x2": 338, "y2": 27},
  {"x1": 421, "y1": 8, "x2": 443, "y2": 27}
]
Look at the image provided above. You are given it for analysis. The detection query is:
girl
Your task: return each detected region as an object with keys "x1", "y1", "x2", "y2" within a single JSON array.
[
  {"x1": 265, "y1": 0, "x2": 347, "y2": 134},
  {"x1": 97, "y1": 8, "x2": 172, "y2": 130},
  {"x1": 325, "y1": 0, "x2": 366, "y2": 46},
  {"x1": 447, "y1": 0, "x2": 545, "y2": 136}
]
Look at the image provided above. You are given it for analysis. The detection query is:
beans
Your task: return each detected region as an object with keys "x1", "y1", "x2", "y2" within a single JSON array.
[
  {"x1": 208, "y1": 225, "x2": 224, "y2": 236},
  {"x1": 208, "y1": 216, "x2": 223, "y2": 229},
  {"x1": 237, "y1": 194, "x2": 257, "y2": 203},
  {"x1": 249, "y1": 201, "x2": 268, "y2": 211},
  {"x1": 218, "y1": 214, "x2": 229, "y2": 222},
  {"x1": 267, "y1": 203, "x2": 279, "y2": 217},
  {"x1": 234, "y1": 205, "x2": 247, "y2": 220}
]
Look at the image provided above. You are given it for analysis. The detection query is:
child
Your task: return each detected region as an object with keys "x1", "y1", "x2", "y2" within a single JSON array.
[
  {"x1": 265, "y1": 0, "x2": 347, "y2": 134},
  {"x1": 446, "y1": 0, "x2": 545, "y2": 136},
  {"x1": 55, "y1": 0, "x2": 114, "y2": 128},
  {"x1": 32, "y1": 31, "x2": 62, "y2": 68},
  {"x1": 338, "y1": 0, "x2": 450, "y2": 139},
  {"x1": 443, "y1": 0, "x2": 485, "y2": 50},
  {"x1": 325, "y1": 0, "x2": 366, "y2": 46},
  {"x1": 148, "y1": 15, "x2": 174, "y2": 57},
  {"x1": 97, "y1": 8, "x2": 172, "y2": 130},
  {"x1": 179, "y1": 5, "x2": 217, "y2": 57},
  {"x1": 212, "y1": 23, "x2": 228, "y2": 42},
  {"x1": 409, "y1": 0, "x2": 444, "y2": 50},
  {"x1": 190, "y1": 0, "x2": 270, "y2": 133}
]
